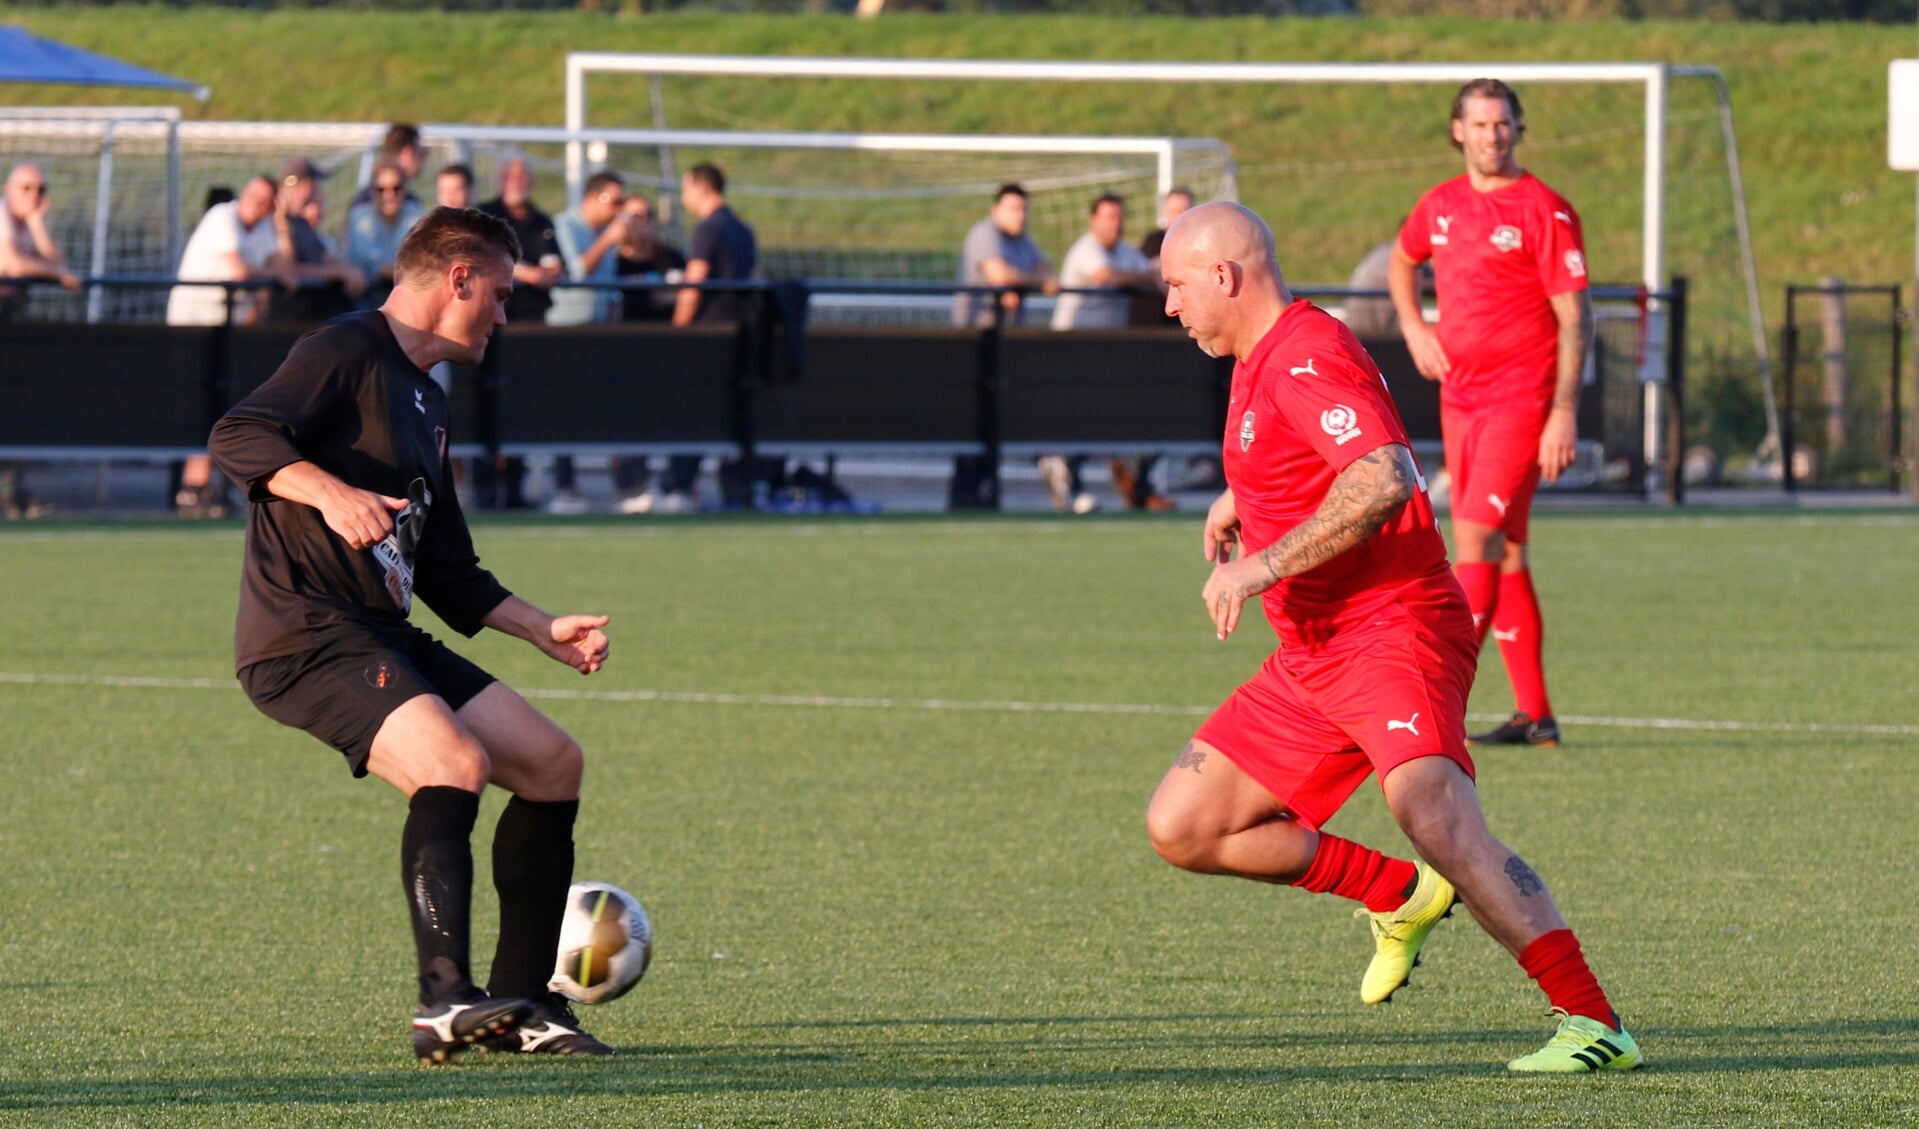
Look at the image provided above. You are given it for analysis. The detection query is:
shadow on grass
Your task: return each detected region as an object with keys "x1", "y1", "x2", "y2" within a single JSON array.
[{"x1": 7, "y1": 1015, "x2": 1919, "y2": 1112}]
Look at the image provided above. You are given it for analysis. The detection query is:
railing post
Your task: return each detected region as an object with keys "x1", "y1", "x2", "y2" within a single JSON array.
[
  {"x1": 1666, "y1": 276, "x2": 1688, "y2": 505},
  {"x1": 1780, "y1": 287, "x2": 1798, "y2": 493}
]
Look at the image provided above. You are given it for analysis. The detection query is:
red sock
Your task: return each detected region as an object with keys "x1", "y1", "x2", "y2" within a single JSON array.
[
  {"x1": 1290, "y1": 834, "x2": 1418, "y2": 914},
  {"x1": 1493, "y1": 567, "x2": 1553, "y2": 719},
  {"x1": 1518, "y1": 929, "x2": 1615, "y2": 1027},
  {"x1": 1455, "y1": 561, "x2": 1499, "y2": 646}
]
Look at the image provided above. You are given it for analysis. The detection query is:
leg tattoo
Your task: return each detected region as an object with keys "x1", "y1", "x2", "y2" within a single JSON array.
[{"x1": 1504, "y1": 855, "x2": 1545, "y2": 897}]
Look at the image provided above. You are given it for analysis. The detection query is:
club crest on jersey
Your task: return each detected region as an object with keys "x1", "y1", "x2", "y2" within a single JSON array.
[
  {"x1": 1490, "y1": 225, "x2": 1522, "y2": 253},
  {"x1": 1239, "y1": 410, "x2": 1257, "y2": 451},
  {"x1": 1320, "y1": 404, "x2": 1363, "y2": 446}
]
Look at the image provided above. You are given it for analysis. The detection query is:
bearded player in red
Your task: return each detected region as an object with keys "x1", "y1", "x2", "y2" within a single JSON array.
[
  {"x1": 1144, "y1": 202, "x2": 1638, "y2": 1073},
  {"x1": 1390, "y1": 78, "x2": 1591, "y2": 749}
]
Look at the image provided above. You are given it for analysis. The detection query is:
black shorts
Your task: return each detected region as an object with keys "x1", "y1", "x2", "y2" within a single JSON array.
[{"x1": 238, "y1": 623, "x2": 496, "y2": 778}]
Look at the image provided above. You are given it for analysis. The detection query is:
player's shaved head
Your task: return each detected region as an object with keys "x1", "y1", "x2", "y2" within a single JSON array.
[
  {"x1": 1162, "y1": 201, "x2": 1278, "y2": 277},
  {"x1": 1160, "y1": 202, "x2": 1292, "y2": 361}
]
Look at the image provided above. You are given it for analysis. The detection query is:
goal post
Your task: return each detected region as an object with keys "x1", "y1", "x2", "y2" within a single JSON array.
[{"x1": 565, "y1": 52, "x2": 1774, "y2": 495}]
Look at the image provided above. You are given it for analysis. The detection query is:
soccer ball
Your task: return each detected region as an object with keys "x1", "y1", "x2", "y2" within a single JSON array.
[{"x1": 548, "y1": 881, "x2": 652, "y2": 1005}]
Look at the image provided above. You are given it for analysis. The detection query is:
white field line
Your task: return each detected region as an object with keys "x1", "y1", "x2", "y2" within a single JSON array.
[{"x1": 1, "y1": 670, "x2": 1914, "y2": 736}]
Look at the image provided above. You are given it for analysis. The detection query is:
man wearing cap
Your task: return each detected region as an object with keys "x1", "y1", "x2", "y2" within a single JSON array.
[{"x1": 273, "y1": 157, "x2": 365, "y2": 323}]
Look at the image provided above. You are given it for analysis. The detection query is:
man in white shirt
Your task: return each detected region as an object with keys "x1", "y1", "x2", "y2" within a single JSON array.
[
  {"x1": 168, "y1": 175, "x2": 294, "y2": 326},
  {"x1": 1052, "y1": 192, "x2": 1156, "y2": 330},
  {"x1": 1046, "y1": 193, "x2": 1168, "y2": 513}
]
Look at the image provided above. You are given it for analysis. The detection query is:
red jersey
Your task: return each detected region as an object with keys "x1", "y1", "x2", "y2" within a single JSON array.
[
  {"x1": 1397, "y1": 172, "x2": 1587, "y2": 414},
  {"x1": 1224, "y1": 301, "x2": 1453, "y2": 649}
]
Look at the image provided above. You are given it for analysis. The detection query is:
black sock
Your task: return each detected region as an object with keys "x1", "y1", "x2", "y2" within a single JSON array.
[
  {"x1": 486, "y1": 795, "x2": 579, "y2": 1001},
  {"x1": 401, "y1": 786, "x2": 481, "y2": 1005}
]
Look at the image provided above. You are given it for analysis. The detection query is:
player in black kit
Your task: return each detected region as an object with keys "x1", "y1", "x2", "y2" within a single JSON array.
[{"x1": 209, "y1": 208, "x2": 615, "y2": 1063}]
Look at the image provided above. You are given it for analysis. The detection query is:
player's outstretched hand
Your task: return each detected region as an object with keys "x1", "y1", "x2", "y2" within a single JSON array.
[
  {"x1": 1538, "y1": 407, "x2": 1577, "y2": 483},
  {"x1": 1404, "y1": 322, "x2": 1451, "y2": 384},
  {"x1": 1203, "y1": 489, "x2": 1240, "y2": 564},
  {"x1": 544, "y1": 614, "x2": 611, "y2": 675},
  {"x1": 1201, "y1": 555, "x2": 1275, "y2": 642},
  {"x1": 322, "y1": 489, "x2": 408, "y2": 551}
]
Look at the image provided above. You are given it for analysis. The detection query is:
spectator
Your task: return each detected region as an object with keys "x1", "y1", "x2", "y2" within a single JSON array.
[
  {"x1": 952, "y1": 183, "x2": 1057, "y2": 330},
  {"x1": 435, "y1": 163, "x2": 475, "y2": 211},
  {"x1": 1129, "y1": 185, "x2": 1193, "y2": 327},
  {"x1": 1051, "y1": 192, "x2": 1170, "y2": 514},
  {"x1": 270, "y1": 157, "x2": 365, "y2": 323},
  {"x1": 1344, "y1": 233, "x2": 1429, "y2": 340},
  {"x1": 1, "y1": 163, "x2": 81, "y2": 319},
  {"x1": 168, "y1": 175, "x2": 297, "y2": 517},
  {"x1": 1131, "y1": 187, "x2": 1224, "y2": 496},
  {"x1": 671, "y1": 162, "x2": 757, "y2": 327},
  {"x1": 350, "y1": 123, "x2": 425, "y2": 209},
  {"x1": 950, "y1": 183, "x2": 1058, "y2": 511},
  {"x1": 548, "y1": 170, "x2": 627, "y2": 328},
  {"x1": 614, "y1": 192, "x2": 685, "y2": 324},
  {"x1": 475, "y1": 156, "x2": 564, "y2": 510},
  {"x1": 0, "y1": 163, "x2": 79, "y2": 518},
  {"x1": 661, "y1": 163, "x2": 760, "y2": 512},
  {"x1": 168, "y1": 174, "x2": 293, "y2": 327},
  {"x1": 610, "y1": 193, "x2": 687, "y2": 515},
  {"x1": 477, "y1": 156, "x2": 562, "y2": 324},
  {"x1": 537, "y1": 170, "x2": 634, "y2": 515},
  {"x1": 345, "y1": 161, "x2": 424, "y2": 309}
]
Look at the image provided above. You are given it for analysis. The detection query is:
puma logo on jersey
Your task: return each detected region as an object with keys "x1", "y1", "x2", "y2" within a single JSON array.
[
  {"x1": 1493, "y1": 627, "x2": 1520, "y2": 643},
  {"x1": 1387, "y1": 713, "x2": 1421, "y2": 737},
  {"x1": 1432, "y1": 215, "x2": 1452, "y2": 245},
  {"x1": 413, "y1": 389, "x2": 427, "y2": 415},
  {"x1": 1290, "y1": 358, "x2": 1317, "y2": 378},
  {"x1": 1488, "y1": 494, "x2": 1510, "y2": 517}
]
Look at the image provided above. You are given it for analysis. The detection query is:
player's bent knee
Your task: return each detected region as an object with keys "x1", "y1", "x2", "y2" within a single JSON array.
[{"x1": 1144, "y1": 797, "x2": 1218, "y2": 872}]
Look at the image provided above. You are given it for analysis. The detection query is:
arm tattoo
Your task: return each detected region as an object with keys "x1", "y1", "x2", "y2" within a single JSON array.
[
  {"x1": 1504, "y1": 855, "x2": 1546, "y2": 897},
  {"x1": 1256, "y1": 445, "x2": 1416, "y2": 582},
  {"x1": 1174, "y1": 741, "x2": 1207, "y2": 773}
]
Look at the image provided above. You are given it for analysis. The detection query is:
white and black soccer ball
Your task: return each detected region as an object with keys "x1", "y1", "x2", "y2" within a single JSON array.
[{"x1": 548, "y1": 881, "x2": 652, "y2": 1005}]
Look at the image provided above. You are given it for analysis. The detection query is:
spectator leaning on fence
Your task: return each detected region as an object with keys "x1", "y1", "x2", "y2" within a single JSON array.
[
  {"x1": 1051, "y1": 192, "x2": 1173, "y2": 514},
  {"x1": 272, "y1": 157, "x2": 366, "y2": 323},
  {"x1": 1, "y1": 163, "x2": 81, "y2": 321},
  {"x1": 168, "y1": 174, "x2": 295, "y2": 327},
  {"x1": 952, "y1": 183, "x2": 1058, "y2": 329},
  {"x1": 610, "y1": 194, "x2": 689, "y2": 515},
  {"x1": 346, "y1": 161, "x2": 425, "y2": 310}
]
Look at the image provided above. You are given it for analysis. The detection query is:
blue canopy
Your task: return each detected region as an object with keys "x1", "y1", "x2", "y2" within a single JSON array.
[{"x1": 0, "y1": 25, "x2": 209, "y2": 101}]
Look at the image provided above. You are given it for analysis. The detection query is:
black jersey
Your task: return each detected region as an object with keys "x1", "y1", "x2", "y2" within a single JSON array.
[{"x1": 210, "y1": 311, "x2": 510, "y2": 670}]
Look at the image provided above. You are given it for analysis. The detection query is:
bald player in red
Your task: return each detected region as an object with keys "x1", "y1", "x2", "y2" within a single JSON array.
[
  {"x1": 1390, "y1": 78, "x2": 1592, "y2": 750},
  {"x1": 1144, "y1": 201, "x2": 1638, "y2": 1073}
]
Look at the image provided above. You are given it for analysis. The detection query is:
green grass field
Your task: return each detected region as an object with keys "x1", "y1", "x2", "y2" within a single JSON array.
[{"x1": 2, "y1": 510, "x2": 1917, "y2": 1126}]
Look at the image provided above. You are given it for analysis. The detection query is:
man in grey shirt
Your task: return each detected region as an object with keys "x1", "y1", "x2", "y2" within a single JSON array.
[{"x1": 953, "y1": 183, "x2": 1058, "y2": 328}]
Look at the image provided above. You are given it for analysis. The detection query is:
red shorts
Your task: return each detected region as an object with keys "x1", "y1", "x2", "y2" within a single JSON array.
[
  {"x1": 1194, "y1": 577, "x2": 1478, "y2": 832},
  {"x1": 1442, "y1": 406, "x2": 1544, "y2": 543}
]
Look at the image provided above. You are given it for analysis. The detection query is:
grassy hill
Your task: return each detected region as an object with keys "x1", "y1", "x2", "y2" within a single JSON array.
[{"x1": 7, "y1": 9, "x2": 1910, "y2": 448}]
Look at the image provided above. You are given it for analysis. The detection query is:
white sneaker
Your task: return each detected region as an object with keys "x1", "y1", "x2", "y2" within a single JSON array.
[
  {"x1": 618, "y1": 492, "x2": 656, "y2": 515},
  {"x1": 545, "y1": 490, "x2": 589, "y2": 515},
  {"x1": 1071, "y1": 492, "x2": 1100, "y2": 515}
]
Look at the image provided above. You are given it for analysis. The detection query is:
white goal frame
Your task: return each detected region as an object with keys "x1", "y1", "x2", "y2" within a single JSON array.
[{"x1": 566, "y1": 53, "x2": 1774, "y2": 492}]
